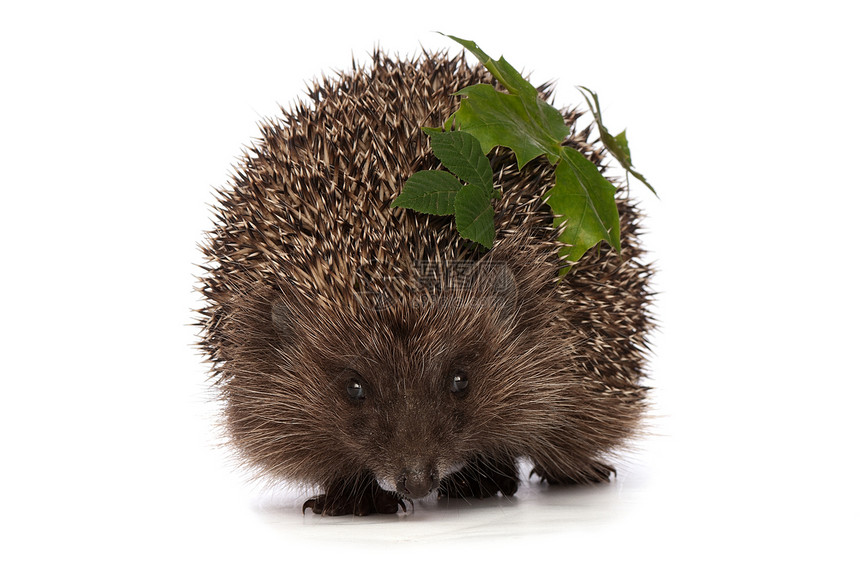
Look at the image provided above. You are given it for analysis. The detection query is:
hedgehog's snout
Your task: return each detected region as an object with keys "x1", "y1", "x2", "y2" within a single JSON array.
[{"x1": 396, "y1": 465, "x2": 440, "y2": 499}]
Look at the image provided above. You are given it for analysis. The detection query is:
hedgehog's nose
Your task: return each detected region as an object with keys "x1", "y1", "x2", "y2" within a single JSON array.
[{"x1": 397, "y1": 466, "x2": 439, "y2": 499}]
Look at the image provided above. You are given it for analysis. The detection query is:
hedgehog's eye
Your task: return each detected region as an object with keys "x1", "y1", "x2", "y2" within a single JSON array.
[
  {"x1": 346, "y1": 378, "x2": 366, "y2": 400},
  {"x1": 450, "y1": 371, "x2": 469, "y2": 394}
]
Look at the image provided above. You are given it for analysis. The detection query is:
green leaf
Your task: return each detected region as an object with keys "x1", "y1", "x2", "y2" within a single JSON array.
[
  {"x1": 577, "y1": 86, "x2": 656, "y2": 196},
  {"x1": 445, "y1": 37, "x2": 623, "y2": 260},
  {"x1": 445, "y1": 35, "x2": 537, "y2": 96},
  {"x1": 390, "y1": 35, "x2": 651, "y2": 265},
  {"x1": 392, "y1": 170, "x2": 462, "y2": 215},
  {"x1": 545, "y1": 147, "x2": 622, "y2": 262},
  {"x1": 614, "y1": 129, "x2": 631, "y2": 165},
  {"x1": 454, "y1": 184, "x2": 494, "y2": 249},
  {"x1": 425, "y1": 130, "x2": 494, "y2": 191},
  {"x1": 443, "y1": 34, "x2": 569, "y2": 169},
  {"x1": 455, "y1": 84, "x2": 566, "y2": 168}
]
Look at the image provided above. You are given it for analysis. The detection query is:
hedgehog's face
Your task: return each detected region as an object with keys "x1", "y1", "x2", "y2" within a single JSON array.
[
  {"x1": 263, "y1": 260, "x2": 530, "y2": 500},
  {"x1": 317, "y1": 338, "x2": 479, "y2": 499}
]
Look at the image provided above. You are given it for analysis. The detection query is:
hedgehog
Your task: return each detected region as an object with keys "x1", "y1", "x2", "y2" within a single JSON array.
[{"x1": 197, "y1": 49, "x2": 653, "y2": 516}]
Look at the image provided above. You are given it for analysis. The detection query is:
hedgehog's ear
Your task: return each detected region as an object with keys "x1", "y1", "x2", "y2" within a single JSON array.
[{"x1": 270, "y1": 298, "x2": 295, "y2": 340}]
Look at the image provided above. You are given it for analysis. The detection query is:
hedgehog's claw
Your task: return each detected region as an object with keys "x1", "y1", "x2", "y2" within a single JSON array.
[
  {"x1": 302, "y1": 479, "x2": 406, "y2": 516},
  {"x1": 302, "y1": 496, "x2": 320, "y2": 514}
]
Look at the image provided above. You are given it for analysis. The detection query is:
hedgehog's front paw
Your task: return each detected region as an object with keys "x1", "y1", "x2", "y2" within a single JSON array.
[
  {"x1": 438, "y1": 455, "x2": 519, "y2": 499},
  {"x1": 531, "y1": 461, "x2": 616, "y2": 485},
  {"x1": 302, "y1": 477, "x2": 406, "y2": 516}
]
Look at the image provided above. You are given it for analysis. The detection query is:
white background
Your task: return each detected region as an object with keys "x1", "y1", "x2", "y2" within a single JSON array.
[{"x1": 2, "y1": 1, "x2": 858, "y2": 568}]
